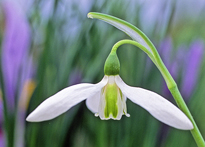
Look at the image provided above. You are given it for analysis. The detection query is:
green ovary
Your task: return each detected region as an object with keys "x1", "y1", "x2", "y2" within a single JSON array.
[{"x1": 104, "y1": 84, "x2": 119, "y2": 118}]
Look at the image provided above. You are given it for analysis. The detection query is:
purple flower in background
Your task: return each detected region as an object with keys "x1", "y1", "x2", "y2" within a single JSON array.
[
  {"x1": 157, "y1": 37, "x2": 204, "y2": 144},
  {"x1": 181, "y1": 40, "x2": 204, "y2": 99},
  {"x1": 1, "y1": 1, "x2": 30, "y2": 111},
  {"x1": 159, "y1": 37, "x2": 204, "y2": 100},
  {"x1": 1, "y1": 1, "x2": 33, "y2": 147}
]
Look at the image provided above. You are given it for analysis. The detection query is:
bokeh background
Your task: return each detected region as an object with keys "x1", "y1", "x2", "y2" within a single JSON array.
[{"x1": 0, "y1": 0, "x2": 205, "y2": 147}]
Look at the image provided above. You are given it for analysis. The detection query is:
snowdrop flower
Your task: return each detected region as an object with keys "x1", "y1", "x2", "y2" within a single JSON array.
[{"x1": 26, "y1": 50, "x2": 193, "y2": 130}]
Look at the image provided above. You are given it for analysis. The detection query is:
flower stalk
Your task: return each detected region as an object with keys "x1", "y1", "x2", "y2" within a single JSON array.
[
  {"x1": 110, "y1": 39, "x2": 205, "y2": 147},
  {"x1": 88, "y1": 11, "x2": 205, "y2": 146}
]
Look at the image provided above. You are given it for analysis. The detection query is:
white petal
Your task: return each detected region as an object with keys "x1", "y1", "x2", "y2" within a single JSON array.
[
  {"x1": 26, "y1": 76, "x2": 108, "y2": 122},
  {"x1": 86, "y1": 92, "x2": 100, "y2": 113},
  {"x1": 115, "y1": 76, "x2": 193, "y2": 130}
]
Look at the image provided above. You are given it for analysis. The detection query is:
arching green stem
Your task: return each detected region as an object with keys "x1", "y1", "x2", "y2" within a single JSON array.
[{"x1": 111, "y1": 39, "x2": 205, "y2": 147}]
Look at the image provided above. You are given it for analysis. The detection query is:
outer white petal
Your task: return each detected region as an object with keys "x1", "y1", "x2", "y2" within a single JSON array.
[
  {"x1": 115, "y1": 76, "x2": 193, "y2": 130},
  {"x1": 86, "y1": 92, "x2": 100, "y2": 113},
  {"x1": 26, "y1": 76, "x2": 108, "y2": 122}
]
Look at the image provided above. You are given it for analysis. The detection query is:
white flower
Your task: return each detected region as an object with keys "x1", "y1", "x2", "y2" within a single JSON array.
[{"x1": 26, "y1": 75, "x2": 193, "y2": 130}]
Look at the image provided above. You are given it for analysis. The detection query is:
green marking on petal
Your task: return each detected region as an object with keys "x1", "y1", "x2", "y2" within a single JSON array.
[{"x1": 104, "y1": 83, "x2": 118, "y2": 118}]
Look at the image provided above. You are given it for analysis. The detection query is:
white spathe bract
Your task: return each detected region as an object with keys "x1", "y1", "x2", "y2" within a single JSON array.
[{"x1": 26, "y1": 75, "x2": 193, "y2": 130}]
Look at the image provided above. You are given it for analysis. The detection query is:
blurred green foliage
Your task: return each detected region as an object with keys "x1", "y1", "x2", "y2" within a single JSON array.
[{"x1": 1, "y1": 0, "x2": 205, "y2": 147}]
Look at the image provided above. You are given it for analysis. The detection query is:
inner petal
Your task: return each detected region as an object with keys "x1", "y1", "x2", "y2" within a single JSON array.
[
  {"x1": 98, "y1": 76, "x2": 129, "y2": 120},
  {"x1": 104, "y1": 83, "x2": 119, "y2": 118}
]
